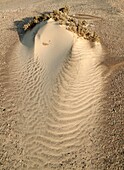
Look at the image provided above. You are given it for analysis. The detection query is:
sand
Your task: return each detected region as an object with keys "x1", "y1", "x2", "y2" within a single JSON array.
[{"x1": 0, "y1": 0, "x2": 124, "y2": 170}]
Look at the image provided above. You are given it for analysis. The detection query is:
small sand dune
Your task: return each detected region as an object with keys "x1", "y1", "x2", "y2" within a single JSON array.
[
  {"x1": 0, "y1": 1, "x2": 124, "y2": 169},
  {"x1": 7, "y1": 19, "x2": 105, "y2": 169}
]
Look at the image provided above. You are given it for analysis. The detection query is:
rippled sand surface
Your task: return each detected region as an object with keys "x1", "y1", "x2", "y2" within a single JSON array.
[
  {"x1": 7, "y1": 19, "x2": 104, "y2": 169},
  {"x1": 0, "y1": 0, "x2": 124, "y2": 170}
]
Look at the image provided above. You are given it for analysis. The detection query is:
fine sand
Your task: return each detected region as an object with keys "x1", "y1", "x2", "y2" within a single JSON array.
[{"x1": 0, "y1": 0, "x2": 124, "y2": 170}]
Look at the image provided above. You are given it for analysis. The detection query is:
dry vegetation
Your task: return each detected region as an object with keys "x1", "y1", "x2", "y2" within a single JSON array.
[{"x1": 23, "y1": 6, "x2": 100, "y2": 42}]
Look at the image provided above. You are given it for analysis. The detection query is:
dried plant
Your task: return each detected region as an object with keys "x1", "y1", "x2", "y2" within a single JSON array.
[{"x1": 23, "y1": 6, "x2": 100, "y2": 42}]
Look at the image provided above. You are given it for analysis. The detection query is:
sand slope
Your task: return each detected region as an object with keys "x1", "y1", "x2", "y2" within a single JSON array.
[
  {"x1": 6, "y1": 19, "x2": 104, "y2": 169},
  {"x1": 0, "y1": 1, "x2": 124, "y2": 170}
]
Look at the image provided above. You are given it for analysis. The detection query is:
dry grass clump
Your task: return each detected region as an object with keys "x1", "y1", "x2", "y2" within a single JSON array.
[{"x1": 23, "y1": 6, "x2": 100, "y2": 42}]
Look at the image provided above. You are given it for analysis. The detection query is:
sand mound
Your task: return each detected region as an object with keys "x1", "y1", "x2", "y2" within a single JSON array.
[
  {"x1": 34, "y1": 19, "x2": 74, "y2": 73},
  {"x1": 1, "y1": 2, "x2": 124, "y2": 170},
  {"x1": 7, "y1": 18, "x2": 104, "y2": 169}
]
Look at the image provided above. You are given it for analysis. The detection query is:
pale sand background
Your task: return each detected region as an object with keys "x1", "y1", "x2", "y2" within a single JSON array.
[{"x1": 0, "y1": 0, "x2": 124, "y2": 170}]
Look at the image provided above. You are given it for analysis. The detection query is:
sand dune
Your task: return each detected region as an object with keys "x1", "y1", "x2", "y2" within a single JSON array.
[
  {"x1": 0, "y1": 1, "x2": 124, "y2": 170},
  {"x1": 6, "y1": 18, "x2": 105, "y2": 169}
]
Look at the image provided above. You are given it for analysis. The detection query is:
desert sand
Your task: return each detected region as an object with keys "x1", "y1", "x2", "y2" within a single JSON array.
[{"x1": 0, "y1": 0, "x2": 124, "y2": 170}]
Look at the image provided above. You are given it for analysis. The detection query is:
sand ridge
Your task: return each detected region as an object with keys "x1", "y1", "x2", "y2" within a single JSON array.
[
  {"x1": 7, "y1": 17, "x2": 105, "y2": 169},
  {"x1": 0, "y1": 1, "x2": 124, "y2": 170}
]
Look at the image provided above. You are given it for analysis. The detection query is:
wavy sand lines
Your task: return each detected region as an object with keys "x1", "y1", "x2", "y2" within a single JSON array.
[{"x1": 11, "y1": 20, "x2": 105, "y2": 169}]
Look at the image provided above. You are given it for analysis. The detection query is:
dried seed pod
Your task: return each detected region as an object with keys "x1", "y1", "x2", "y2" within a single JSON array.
[
  {"x1": 80, "y1": 30, "x2": 85, "y2": 36},
  {"x1": 23, "y1": 22, "x2": 31, "y2": 31},
  {"x1": 29, "y1": 21, "x2": 36, "y2": 29},
  {"x1": 33, "y1": 18, "x2": 40, "y2": 24},
  {"x1": 85, "y1": 32, "x2": 91, "y2": 37},
  {"x1": 84, "y1": 31, "x2": 89, "y2": 38},
  {"x1": 77, "y1": 25, "x2": 82, "y2": 34},
  {"x1": 53, "y1": 15, "x2": 60, "y2": 21},
  {"x1": 82, "y1": 20, "x2": 87, "y2": 26},
  {"x1": 42, "y1": 14, "x2": 50, "y2": 21},
  {"x1": 23, "y1": 21, "x2": 35, "y2": 31},
  {"x1": 23, "y1": 24, "x2": 28, "y2": 31},
  {"x1": 68, "y1": 17, "x2": 73, "y2": 22},
  {"x1": 33, "y1": 16, "x2": 39, "y2": 20},
  {"x1": 69, "y1": 21, "x2": 75, "y2": 27},
  {"x1": 72, "y1": 26, "x2": 77, "y2": 33},
  {"x1": 35, "y1": 20, "x2": 40, "y2": 23},
  {"x1": 65, "y1": 21, "x2": 70, "y2": 26},
  {"x1": 35, "y1": 14, "x2": 44, "y2": 21},
  {"x1": 91, "y1": 32, "x2": 100, "y2": 42},
  {"x1": 81, "y1": 27, "x2": 87, "y2": 33}
]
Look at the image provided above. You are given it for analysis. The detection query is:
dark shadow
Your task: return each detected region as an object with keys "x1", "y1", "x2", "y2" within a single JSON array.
[
  {"x1": 7, "y1": 16, "x2": 34, "y2": 47},
  {"x1": 14, "y1": 17, "x2": 33, "y2": 43},
  {"x1": 8, "y1": 12, "x2": 51, "y2": 47}
]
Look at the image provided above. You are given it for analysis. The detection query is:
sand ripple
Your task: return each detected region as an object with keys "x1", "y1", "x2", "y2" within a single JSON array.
[{"x1": 8, "y1": 20, "x2": 104, "y2": 169}]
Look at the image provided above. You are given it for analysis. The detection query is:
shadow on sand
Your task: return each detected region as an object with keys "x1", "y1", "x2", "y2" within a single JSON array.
[
  {"x1": 9, "y1": 11, "x2": 51, "y2": 47},
  {"x1": 8, "y1": 17, "x2": 34, "y2": 47}
]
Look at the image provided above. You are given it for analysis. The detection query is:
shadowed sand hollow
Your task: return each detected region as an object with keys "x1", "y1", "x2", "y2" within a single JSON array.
[{"x1": 6, "y1": 19, "x2": 106, "y2": 169}]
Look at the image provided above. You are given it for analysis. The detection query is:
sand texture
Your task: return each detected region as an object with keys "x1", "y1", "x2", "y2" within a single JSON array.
[{"x1": 0, "y1": 0, "x2": 124, "y2": 170}]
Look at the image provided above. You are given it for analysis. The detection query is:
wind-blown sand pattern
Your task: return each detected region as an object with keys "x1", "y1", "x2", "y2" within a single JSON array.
[
  {"x1": 0, "y1": 1, "x2": 124, "y2": 170},
  {"x1": 7, "y1": 17, "x2": 105, "y2": 169}
]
